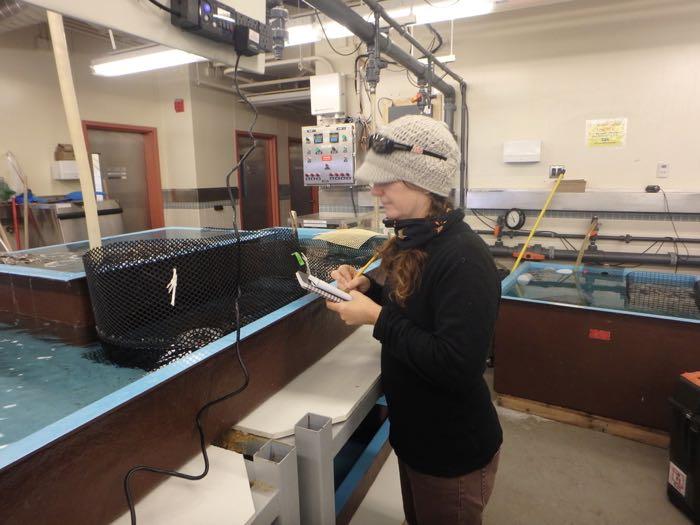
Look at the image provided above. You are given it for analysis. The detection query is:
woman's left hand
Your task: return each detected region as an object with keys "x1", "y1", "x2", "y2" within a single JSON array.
[{"x1": 326, "y1": 291, "x2": 382, "y2": 326}]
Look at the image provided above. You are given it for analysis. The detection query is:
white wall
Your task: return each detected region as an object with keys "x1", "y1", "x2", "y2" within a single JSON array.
[
  {"x1": 0, "y1": 27, "x2": 197, "y2": 197},
  {"x1": 338, "y1": 0, "x2": 700, "y2": 192},
  {"x1": 189, "y1": 64, "x2": 311, "y2": 228},
  {"x1": 0, "y1": 27, "x2": 85, "y2": 196},
  {"x1": 444, "y1": 0, "x2": 700, "y2": 191}
]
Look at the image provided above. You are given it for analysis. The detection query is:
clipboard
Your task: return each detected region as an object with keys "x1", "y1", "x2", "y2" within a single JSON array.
[{"x1": 296, "y1": 271, "x2": 352, "y2": 302}]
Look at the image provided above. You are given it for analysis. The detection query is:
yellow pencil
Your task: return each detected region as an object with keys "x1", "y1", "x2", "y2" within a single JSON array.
[{"x1": 356, "y1": 253, "x2": 379, "y2": 277}]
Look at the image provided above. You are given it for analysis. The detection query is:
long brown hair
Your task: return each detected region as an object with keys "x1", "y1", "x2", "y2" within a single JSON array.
[{"x1": 378, "y1": 184, "x2": 452, "y2": 307}]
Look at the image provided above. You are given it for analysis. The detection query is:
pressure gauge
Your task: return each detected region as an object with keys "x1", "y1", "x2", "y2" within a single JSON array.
[{"x1": 505, "y1": 208, "x2": 526, "y2": 230}]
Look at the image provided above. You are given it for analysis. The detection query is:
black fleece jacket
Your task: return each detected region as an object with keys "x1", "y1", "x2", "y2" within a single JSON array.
[{"x1": 367, "y1": 219, "x2": 503, "y2": 477}]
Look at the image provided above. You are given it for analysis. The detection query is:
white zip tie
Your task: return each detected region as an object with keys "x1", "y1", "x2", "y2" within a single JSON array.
[{"x1": 167, "y1": 267, "x2": 178, "y2": 306}]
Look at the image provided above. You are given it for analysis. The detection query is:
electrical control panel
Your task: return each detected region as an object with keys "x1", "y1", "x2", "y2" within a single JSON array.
[
  {"x1": 171, "y1": 0, "x2": 272, "y2": 56},
  {"x1": 301, "y1": 123, "x2": 357, "y2": 186}
]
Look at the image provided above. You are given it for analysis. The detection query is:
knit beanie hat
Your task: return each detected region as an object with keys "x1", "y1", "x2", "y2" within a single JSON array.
[{"x1": 356, "y1": 115, "x2": 459, "y2": 197}]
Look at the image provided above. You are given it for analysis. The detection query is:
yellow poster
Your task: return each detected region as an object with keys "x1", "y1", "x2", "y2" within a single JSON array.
[{"x1": 586, "y1": 118, "x2": 627, "y2": 147}]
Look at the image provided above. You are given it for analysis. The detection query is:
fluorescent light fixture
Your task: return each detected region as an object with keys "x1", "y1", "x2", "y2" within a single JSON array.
[
  {"x1": 286, "y1": 20, "x2": 352, "y2": 45},
  {"x1": 287, "y1": 23, "x2": 320, "y2": 45},
  {"x1": 285, "y1": 0, "x2": 494, "y2": 48},
  {"x1": 385, "y1": 6, "x2": 414, "y2": 19},
  {"x1": 418, "y1": 54, "x2": 456, "y2": 65},
  {"x1": 91, "y1": 44, "x2": 206, "y2": 77},
  {"x1": 320, "y1": 21, "x2": 354, "y2": 39},
  {"x1": 374, "y1": 6, "x2": 416, "y2": 26},
  {"x1": 413, "y1": 0, "x2": 494, "y2": 24}
]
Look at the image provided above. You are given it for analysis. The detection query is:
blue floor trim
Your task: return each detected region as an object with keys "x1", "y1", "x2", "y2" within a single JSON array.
[{"x1": 335, "y1": 414, "x2": 391, "y2": 516}]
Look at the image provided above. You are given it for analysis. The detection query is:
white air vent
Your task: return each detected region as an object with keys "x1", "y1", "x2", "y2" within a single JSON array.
[{"x1": 0, "y1": 1, "x2": 46, "y2": 35}]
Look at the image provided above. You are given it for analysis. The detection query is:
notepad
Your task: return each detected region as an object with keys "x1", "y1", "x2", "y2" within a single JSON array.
[{"x1": 296, "y1": 271, "x2": 352, "y2": 302}]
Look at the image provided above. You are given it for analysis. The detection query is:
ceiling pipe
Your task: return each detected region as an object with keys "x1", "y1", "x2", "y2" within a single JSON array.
[
  {"x1": 362, "y1": 0, "x2": 468, "y2": 208},
  {"x1": 474, "y1": 228, "x2": 700, "y2": 245},
  {"x1": 264, "y1": 55, "x2": 336, "y2": 73},
  {"x1": 245, "y1": 89, "x2": 311, "y2": 106},
  {"x1": 362, "y1": 0, "x2": 463, "y2": 85},
  {"x1": 302, "y1": 0, "x2": 456, "y2": 114},
  {"x1": 304, "y1": 0, "x2": 469, "y2": 207},
  {"x1": 194, "y1": 65, "x2": 311, "y2": 108},
  {"x1": 230, "y1": 75, "x2": 310, "y2": 91},
  {"x1": 488, "y1": 244, "x2": 700, "y2": 268}
]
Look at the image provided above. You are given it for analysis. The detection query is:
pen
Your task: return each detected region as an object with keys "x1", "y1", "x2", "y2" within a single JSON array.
[{"x1": 356, "y1": 253, "x2": 379, "y2": 278}]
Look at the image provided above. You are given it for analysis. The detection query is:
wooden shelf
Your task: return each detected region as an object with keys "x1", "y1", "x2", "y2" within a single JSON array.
[{"x1": 497, "y1": 394, "x2": 670, "y2": 449}]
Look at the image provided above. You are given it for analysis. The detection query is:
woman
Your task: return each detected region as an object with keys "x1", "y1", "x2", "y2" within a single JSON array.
[{"x1": 326, "y1": 115, "x2": 502, "y2": 525}]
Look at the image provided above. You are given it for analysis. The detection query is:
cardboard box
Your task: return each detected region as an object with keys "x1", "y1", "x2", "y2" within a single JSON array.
[
  {"x1": 54, "y1": 144, "x2": 75, "y2": 161},
  {"x1": 558, "y1": 179, "x2": 587, "y2": 193}
]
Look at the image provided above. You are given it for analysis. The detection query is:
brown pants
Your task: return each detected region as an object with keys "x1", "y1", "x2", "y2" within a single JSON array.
[{"x1": 398, "y1": 450, "x2": 500, "y2": 525}]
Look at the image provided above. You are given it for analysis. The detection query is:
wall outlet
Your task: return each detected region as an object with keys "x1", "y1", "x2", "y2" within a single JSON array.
[
  {"x1": 549, "y1": 165, "x2": 566, "y2": 178},
  {"x1": 656, "y1": 162, "x2": 670, "y2": 178}
]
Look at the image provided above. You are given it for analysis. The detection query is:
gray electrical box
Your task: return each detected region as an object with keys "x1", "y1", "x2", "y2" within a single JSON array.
[
  {"x1": 301, "y1": 123, "x2": 357, "y2": 186},
  {"x1": 388, "y1": 104, "x2": 421, "y2": 122}
]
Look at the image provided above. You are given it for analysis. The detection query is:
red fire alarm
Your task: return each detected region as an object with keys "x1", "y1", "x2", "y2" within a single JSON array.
[{"x1": 174, "y1": 98, "x2": 185, "y2": 113}]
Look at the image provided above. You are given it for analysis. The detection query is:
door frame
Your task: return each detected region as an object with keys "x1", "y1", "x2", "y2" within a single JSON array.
[
  {"x1": 82, "y1": 120, "x2": 165, "y2": 229},
  {"x1": 288, "y1": 137, "x2": 319, "y2": 215},
  {"x1": 235, "y1": 130, "x2": 280, "y2": 228}
]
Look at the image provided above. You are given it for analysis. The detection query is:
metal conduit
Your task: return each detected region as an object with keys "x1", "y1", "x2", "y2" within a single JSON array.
[
  {"x1": 362, "y1": 0, "x2": 462, "y2": 84},
  {"x1": 303, "y1": 0, "x2": 456, "y2": 107},
  {"x1": 474, "y1": 229, "x2": 700, "y2": 245},
  {"x1": 488, "y1": 244, "x2": 700, "y2": 268}
]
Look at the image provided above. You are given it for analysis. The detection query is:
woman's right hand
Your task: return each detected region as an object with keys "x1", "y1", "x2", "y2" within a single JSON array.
[{"x1": 331, "y1": 264, "x2": 371, "y2": 293}]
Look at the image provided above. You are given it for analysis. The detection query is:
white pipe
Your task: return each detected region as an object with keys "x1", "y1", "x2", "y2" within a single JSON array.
[
  {"x1": 224, "y1": 75, "x2": 310, "y2": 90},
  {"x1": 193, "y1": 63, "x2": 236, "y2": 94},
  {"x1": 195, "y1": 77, "x2": 236, "y2": 95},
  {"x1": 264, "y1": 55, "x2": 336, "y2": 73},
  {"x1": 194, "y1": 67, "x2": 291, "y2": 101},
  {"x1": 195, "y1": 75, "x2": 310, "y2": 107}
]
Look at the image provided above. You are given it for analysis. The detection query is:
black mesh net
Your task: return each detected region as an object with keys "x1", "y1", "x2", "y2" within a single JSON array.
[
  {"x1": 625, "y1": 271, "x2": 700, "y2": 319},
  {"x1": 299, "y1": 236, "x2": 385, "y2": 282},
  {"x1": 82, "y1": 228, "x2": 382, "y2": 370}
]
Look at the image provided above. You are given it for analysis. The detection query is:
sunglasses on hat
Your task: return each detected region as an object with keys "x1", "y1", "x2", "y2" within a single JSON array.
[{"x1": 368, "y1": 133, "x2": 447, "y2": 161}]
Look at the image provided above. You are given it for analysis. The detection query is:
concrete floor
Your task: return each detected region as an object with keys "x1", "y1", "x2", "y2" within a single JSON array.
[{"x1": 350, "y1": 371, "x2": 689, "y2": 525}]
